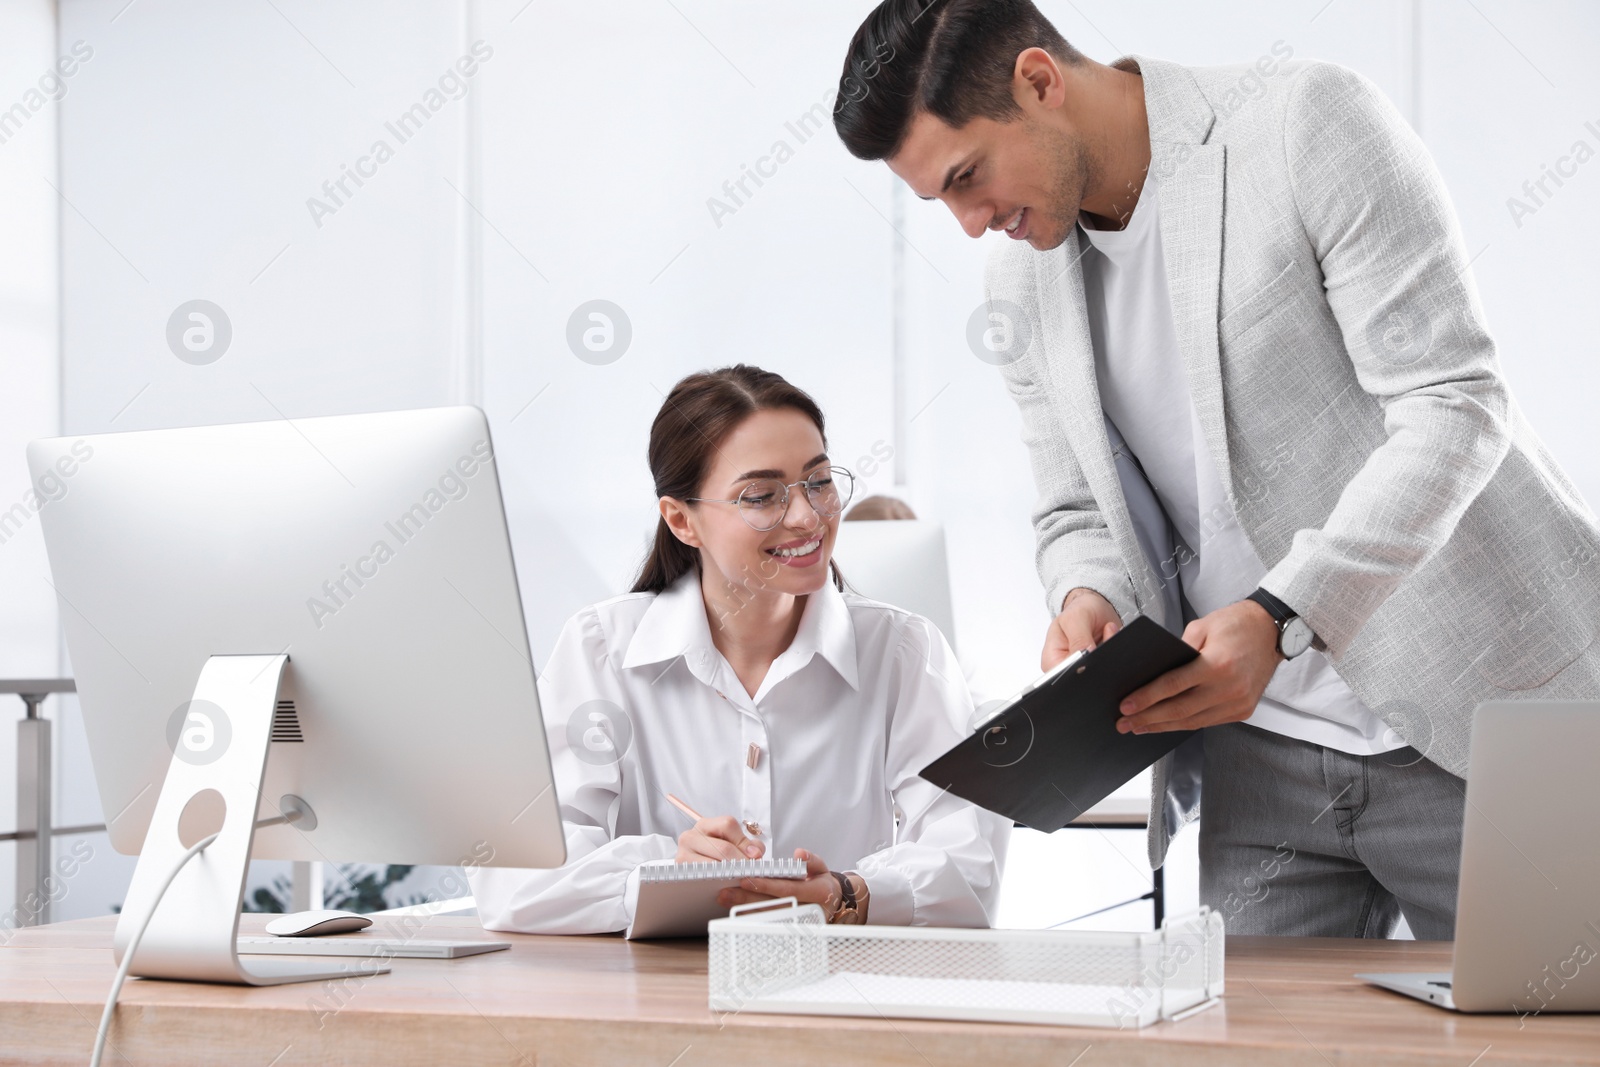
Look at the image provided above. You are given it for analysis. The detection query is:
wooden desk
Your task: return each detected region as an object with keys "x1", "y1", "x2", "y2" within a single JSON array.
[{"x1": 4, "y1": 914, "x2": 1599, "y2": 1066}]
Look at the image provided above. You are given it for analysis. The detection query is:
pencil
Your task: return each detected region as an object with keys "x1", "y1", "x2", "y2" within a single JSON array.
[
  {"x1": 664, "y1": 792, "x2": 763, "y2": 838},
  {"x1": 664, "y1": 792, "x2": 702, "y2": 823}
]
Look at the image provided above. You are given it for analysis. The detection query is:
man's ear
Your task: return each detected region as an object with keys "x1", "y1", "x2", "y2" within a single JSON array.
[
  {"x1": 1014, "y1": 46, "x2": 1066, "y2": 111},
  {"x1": 660, "y1": 496, "x2": 700, "y2": 548}
]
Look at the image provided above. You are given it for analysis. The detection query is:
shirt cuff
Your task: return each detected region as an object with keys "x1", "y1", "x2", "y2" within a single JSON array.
[
  {"x1": 857, "y1": 864, "x2": 914, "y2": 926},
  {"x1": 623, "y1": 863, "x2": 647, "y2": 924}
]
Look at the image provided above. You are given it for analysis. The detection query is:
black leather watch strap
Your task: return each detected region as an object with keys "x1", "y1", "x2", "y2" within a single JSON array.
[
  {"x1": 1246, "y1": 586, "x2": 1296, "y2": 623},
  {"x1": 830, "y1": 870, "x2": 857, "y2": 921}
]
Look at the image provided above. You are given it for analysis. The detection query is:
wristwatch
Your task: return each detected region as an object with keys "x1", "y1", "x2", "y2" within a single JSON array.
[
  {"x1": 829, "y1": 871, "x2": 867, "y2": 925},
  {"x1": 1245, "y1": 587, "x2": 1315, "y2": 659}
]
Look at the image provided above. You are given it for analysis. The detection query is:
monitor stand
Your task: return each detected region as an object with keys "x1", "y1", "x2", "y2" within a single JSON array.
[{"x1": 112, "y1": 653, "x2": 387, "y2": 986}]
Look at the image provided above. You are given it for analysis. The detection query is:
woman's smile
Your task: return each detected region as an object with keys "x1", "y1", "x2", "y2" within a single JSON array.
[{"x1": 764, "y1": 535, "x2": 825, "y2": 567}]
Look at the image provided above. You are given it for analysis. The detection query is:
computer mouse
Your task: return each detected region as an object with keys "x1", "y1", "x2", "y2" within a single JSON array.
[{"x1": 263, "y1": 909, "x2": 373, "y2": 937}]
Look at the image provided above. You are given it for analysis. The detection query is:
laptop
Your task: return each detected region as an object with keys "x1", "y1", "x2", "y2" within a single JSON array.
[{"x1": 1358, "y1": 701, "x2": 1600, "y2": 1014}]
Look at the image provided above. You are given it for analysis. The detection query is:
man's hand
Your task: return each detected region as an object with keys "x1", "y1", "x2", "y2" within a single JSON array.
[
  {"x1": 1116, "y1": 599, "x2": 1284, "y2": 734},
  {"x1": 1042, "y1": 587, "x2": 1122, "y2": 670}
]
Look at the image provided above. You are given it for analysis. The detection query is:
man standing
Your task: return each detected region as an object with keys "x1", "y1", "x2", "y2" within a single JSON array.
[{"x1": 833, "y1": 0, "x2": 1600, "y2": 937}]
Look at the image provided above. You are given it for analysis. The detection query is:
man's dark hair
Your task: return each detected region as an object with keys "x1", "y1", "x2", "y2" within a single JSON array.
[{"x1": 833, "y1": 0, "x2": 1081, "y2": 161}]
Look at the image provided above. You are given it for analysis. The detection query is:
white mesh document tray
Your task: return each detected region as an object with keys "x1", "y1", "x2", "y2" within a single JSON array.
[{"x1": 708, "y1": 901, "x2": 1224, "y2": 1029}]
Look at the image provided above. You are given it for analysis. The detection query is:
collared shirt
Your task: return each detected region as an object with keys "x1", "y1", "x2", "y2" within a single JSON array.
[
  {"x1": 468, "y1": 572, "x2": 1010, "y2": 933},
  {"x1": 1077, "y1": 178, "x2": 1401, "y2": 754}
]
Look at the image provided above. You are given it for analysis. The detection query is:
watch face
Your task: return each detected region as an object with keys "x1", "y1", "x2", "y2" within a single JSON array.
[{"x1": 1281, "y1": 617, "x2": 1315, "y2": 658}]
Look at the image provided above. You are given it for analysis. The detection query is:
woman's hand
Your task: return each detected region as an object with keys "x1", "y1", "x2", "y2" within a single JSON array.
[
  {"x1": 676, "y1": 816, "x2": 765, "y2": 863},
  {"x1": 717, "y1": 848, "x2": 839, "y2": 913}
]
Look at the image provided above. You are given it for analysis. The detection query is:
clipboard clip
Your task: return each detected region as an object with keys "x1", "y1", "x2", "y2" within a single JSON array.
[
  {"x1": 1025, "y1": 646, "x2": 1088, "y2": 694},
  {"x1": 972, "y1": 646, "x2": 1092, "y2": 732}
]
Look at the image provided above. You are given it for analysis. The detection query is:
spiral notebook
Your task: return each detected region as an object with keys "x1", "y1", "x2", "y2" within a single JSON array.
[{"x1": 625, "y1": 857, "x2": 807, "y2": 940}]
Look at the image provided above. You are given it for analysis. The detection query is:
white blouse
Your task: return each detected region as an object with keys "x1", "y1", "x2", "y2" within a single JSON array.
[{"x1": 469, "y1": 572, "x2": 1010, "y2": 933}]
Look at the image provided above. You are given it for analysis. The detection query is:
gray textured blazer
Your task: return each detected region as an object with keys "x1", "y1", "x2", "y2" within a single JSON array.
[{"x1": 984, "y1": 54, "x2": 1600, "y2": 868}]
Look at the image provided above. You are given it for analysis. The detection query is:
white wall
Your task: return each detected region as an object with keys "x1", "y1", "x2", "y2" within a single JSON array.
[
  {"x1": 7, "y1": 0, "x2": 1597, "y2": 932},
  {"x1": 0, "y1": 0, "x2": 63, "y2": 929},
  {"x1": 474, "y1": 1, "x2": 900, "y2": 662},
  {"x1": 36, "y1": 0, "x2": 476, "y2": 922}
]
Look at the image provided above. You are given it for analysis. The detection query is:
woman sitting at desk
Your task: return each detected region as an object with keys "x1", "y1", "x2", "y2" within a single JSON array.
[{"x1": 470, "y1": 364, "x2": 1008, "y2": 932}]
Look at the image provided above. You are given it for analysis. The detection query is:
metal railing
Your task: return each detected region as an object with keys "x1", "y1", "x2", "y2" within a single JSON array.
[{"x1": 1, "y1": 679, "x2": 105, "y2": 928}]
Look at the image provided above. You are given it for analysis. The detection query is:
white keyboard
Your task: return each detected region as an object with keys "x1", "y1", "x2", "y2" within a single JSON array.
[{"x1": 237, "y1": 936, "x2": 510, "y2": 959}]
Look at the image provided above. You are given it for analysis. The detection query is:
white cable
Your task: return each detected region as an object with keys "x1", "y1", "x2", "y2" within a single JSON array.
[{"x1": 90, "y1": 832, "x2": 219, "y2": 1067}]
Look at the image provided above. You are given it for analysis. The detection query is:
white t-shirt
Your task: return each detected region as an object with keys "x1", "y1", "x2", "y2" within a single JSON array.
[{"x1": 1076, "y1": 179, "x2": 1402, "y2": 755}]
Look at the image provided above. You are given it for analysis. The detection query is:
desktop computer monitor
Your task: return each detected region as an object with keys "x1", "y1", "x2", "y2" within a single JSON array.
[
  {"x1": 27, "y1": 406, "x2": 565, "y2": 985},
  {"x1": 833, "y1": 519, "x2": 958, "y2": 654}
]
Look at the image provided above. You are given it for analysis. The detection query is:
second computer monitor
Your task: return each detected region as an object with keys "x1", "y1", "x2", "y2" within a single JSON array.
[{"x1": 833, "y1": 519, "x2": 958, "y2": 654}]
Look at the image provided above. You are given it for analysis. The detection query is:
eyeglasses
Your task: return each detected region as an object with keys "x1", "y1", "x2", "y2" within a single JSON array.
[{"x1": 686, "y1": 466, "x2": 856, "y2": 532}]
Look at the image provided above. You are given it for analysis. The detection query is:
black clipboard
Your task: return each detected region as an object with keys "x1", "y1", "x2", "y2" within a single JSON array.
[{"x1": 920, "y1": 615, "x2": 1199, "y2": 832}]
